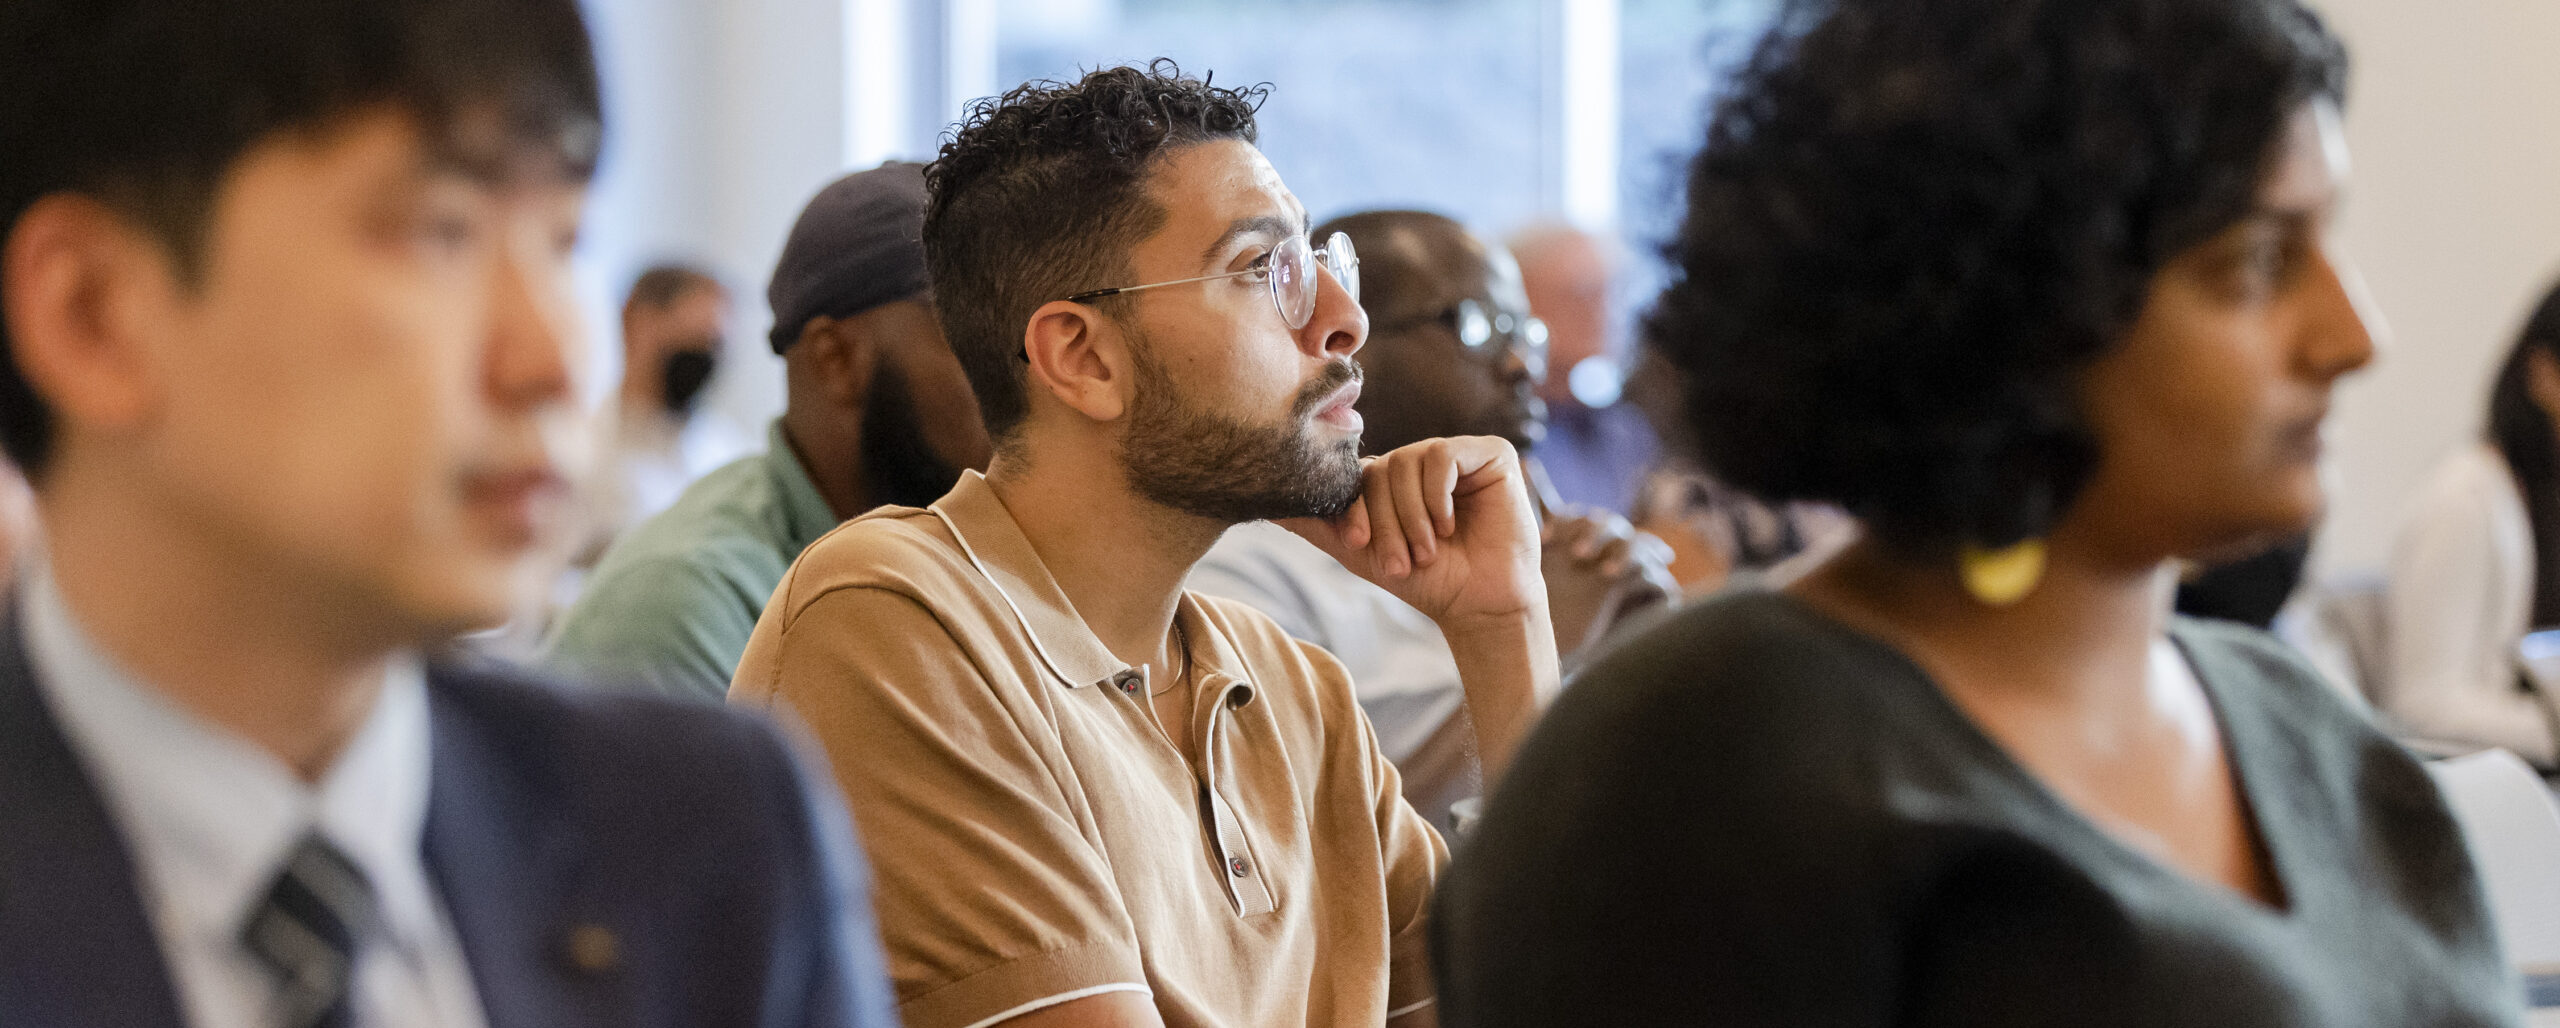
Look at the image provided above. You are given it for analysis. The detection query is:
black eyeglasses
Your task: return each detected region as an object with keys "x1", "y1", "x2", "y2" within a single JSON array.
[
  {"x1": 1376, "y1": 298, "x2": 1549, "y2": 380},
  {"x1": 1064, "y1": 231, "x2": 1360, "y2": 331}
]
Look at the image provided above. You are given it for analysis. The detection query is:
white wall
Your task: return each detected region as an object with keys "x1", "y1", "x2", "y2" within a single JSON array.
[
  {"x1": 577, "y1": 0, "x2": 860, "y2": 444},
  {"x1": 2314, "y1": 0, "x2": 2560, "y2": 576}
]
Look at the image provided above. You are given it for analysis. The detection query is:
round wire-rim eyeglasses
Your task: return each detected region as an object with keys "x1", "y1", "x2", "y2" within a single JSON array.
[{"x1": 1063, "y1": 230, "x2": 1360, "y2": 331}]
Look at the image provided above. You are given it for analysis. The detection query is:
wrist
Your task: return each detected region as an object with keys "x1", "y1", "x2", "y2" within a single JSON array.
[{"x1": 1434, "y1": 600, "x2": 1550, "y2": 644}]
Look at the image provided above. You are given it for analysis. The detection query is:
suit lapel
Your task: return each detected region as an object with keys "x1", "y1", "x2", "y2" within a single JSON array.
[
  {"x1": 422, "y1": 671, "x2": 627, "y2": 1028},
  {"x1": 0, "y1": 607, "x2": 189, "y2": 1028}
]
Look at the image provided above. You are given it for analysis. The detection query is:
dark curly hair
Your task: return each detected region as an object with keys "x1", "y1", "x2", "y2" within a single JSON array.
[
  {"x1": 1646, "y1": 0, "x2": 2346, "y2": 556},
  {"x1": 924, "y1": 60, "x2": 1268, "y2": 443}
]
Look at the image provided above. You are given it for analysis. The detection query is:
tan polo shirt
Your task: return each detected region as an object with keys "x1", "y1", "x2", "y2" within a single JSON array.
[{"x1": 733, "y1": 470, "x2": 1446, "y2": 1028}]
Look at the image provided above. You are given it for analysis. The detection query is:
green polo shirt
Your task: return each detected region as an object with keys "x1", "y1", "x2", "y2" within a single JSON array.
[{"x1": 546, "y1": 421, "x2": 840, "y2": 703}]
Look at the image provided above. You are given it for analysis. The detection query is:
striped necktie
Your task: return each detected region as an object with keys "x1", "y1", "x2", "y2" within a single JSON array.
[{"x1": 242, "y1": 834, "x2": 378, "y2": 1028}]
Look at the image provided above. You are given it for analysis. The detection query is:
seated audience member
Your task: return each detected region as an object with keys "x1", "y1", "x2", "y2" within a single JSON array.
[
  {"x1": 1190, "y1": 208, "x2": 1673, "y2": 826},
  {"x1": 1433, "y1": 0, "x2": 2519, "y2": 1024},
  {"x1": 2383, "y1": 280, "x2": 2560, "y2": 764},
  {"x1": 732, "y1": 62, "x2": 1560, "y2": 1027},
  {"x1": 550, "y1": 163, "x2": 991, "y2": 701},
  {"x1": 0, "y1": 1, "x2": 896, "y2": 1024},
  {"x1": 1507, "y1": 223, "x2": 1658, "y2": 514},
  {"x1": 1629, "y1": 460, "x2": 1851, "y2": 594},
  {"x1": 1619, "y1": 341, "x2": 1852, "y2": 595},
  {"x1": 579, "y1": 262, "x2": 741, "y2": 559}
]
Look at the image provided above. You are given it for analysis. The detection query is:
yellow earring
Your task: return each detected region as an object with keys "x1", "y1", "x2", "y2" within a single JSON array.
[{"x1": 1959, "y1": 539, "x2": 2047, "y2": 606}]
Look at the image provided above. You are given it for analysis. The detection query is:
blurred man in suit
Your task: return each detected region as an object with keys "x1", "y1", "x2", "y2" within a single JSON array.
[{"x1": 0, "y1": 1, "x2": 899, "y2": 1025}]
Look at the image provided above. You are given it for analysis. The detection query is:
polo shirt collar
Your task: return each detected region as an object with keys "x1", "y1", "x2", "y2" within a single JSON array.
[
  {"x1": 764, "y1": 419, "x2": 842, "y2": 555},
  {"x1": 1174, "y1": 596, "x2": 1258, "y2": 705},
  {"x1": 930, "y1": 470, "x2": 1131, "y2": 690}
]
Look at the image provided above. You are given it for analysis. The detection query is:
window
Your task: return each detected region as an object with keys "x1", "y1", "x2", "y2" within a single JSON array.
[{"x1": 995, "y1": 0, "x2": 1554, "y2": 231}]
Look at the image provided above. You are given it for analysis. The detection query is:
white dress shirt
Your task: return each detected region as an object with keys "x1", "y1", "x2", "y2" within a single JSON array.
[
  {"x1": 22, "y1": 559, "x2": 491, "y2": 1028},
  {"x1": 2381, "y1": 442, "x2": 2557, "y2": 763}
]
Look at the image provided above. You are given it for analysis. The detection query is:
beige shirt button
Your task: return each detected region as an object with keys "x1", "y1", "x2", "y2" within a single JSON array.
[{"x1": 1229, "y1": 856, "x2": 1252, "y2": 878}]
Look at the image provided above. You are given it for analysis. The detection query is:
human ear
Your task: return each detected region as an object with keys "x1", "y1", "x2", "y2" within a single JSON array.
[
  {"x1": 800, "y1": 316, "x2": 876, "y2": 408},
  {"x1": 2, "y1": 194, "x2": 174, "y2": 442},
  {"x1": 1020, "y1": 300, "x2": 1130, "y2": 423}
]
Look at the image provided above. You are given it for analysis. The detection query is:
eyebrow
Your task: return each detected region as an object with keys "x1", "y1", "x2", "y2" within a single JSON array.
[{"x1": 1197, "y1": 208, "x2": 1309, "y2": 270}]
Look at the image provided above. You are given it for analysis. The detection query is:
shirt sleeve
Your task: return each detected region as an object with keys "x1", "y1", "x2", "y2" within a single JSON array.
[
  {"x1": 546, "y1": 556, "x2": 757, "y2": 705},
  {"x1": 2383, "y1": 457, "x2": 2555, "y2": 762},
  {"x1": 736, "y1": 585, "x2": 1149, "y2": 1028}
]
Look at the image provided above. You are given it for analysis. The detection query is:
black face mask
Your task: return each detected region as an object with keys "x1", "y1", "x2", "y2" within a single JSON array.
[
  {"x1": 859, "y1": 362, "x2": 966, "y2": 510},
  {"x1": 659, "y1": 348, "x2": 719, "y2": 416}
]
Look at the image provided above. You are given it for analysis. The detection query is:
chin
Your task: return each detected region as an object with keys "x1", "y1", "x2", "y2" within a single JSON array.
[
  {"x1": 402, "y1": 555, "x2": 546, "y2": 642},
  {"x1": 2186, "y1": 490, "x2": 2324, "y2": 566}
]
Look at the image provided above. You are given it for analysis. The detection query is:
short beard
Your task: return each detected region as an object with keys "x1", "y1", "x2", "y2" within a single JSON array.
[
  {"x1": 857, "y1": 361, "x2": 966, "y2": 510},
  {"x1": 1118, "y1": 339, "x2": 1364, "y2": 525}
]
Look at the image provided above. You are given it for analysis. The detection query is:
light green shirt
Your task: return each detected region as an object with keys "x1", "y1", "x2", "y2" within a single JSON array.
[{"x1": 546, "y1": 421, "x2": 838, "y2": 703}]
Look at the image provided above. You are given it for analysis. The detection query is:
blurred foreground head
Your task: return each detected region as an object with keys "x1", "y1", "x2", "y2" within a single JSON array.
[
  {"x1": 1651, "y1": 0, "x2": 2373, "y2": 566},
  {"x1": 0, "y1": 0, "x2": 603, "y2": 639}
]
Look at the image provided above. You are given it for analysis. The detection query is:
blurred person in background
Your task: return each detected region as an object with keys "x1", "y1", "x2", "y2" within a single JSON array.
[
  {"x1": 1434, "y1": 0, "x2": 2518, "y2": 1023},
  {"x1": 1620, "y1": 343, "x2": 1852, "y2": 596},
  {"x1": 549, "y1": 162, "x2": 991, "y2": 702},
  {"x1": 574, "y1": 262, "x2": 738, "y2": 563},
  {"x1": 735, "y1": 62, "x2": 1559, "y2": 1028},
  {"x1": 0, "y1": 0, "x2": 896, "y2": 1024},
  {"x1": 0, "y1": 465, "x2": 31, "y2": 583},
  {"x1": 2382, "y1": 279, "x2": 2560, "y2": 765},
  {"x1": 1191, "y1": 208, "x2": 1674, "y2": 828},
  {"x1": 1508, "y1": 222, "x2": 1658, "y2": 514}
]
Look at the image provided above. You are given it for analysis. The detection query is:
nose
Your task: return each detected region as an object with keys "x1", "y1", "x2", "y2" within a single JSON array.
[
  {"x1": 1303, "y1": 263, "x2": 1366, "y2": 360},
  {"x1": 484, "y1": 224, "x2": 578, "y2": 411},
  {"x1": 2303, "y1": 240, "x2": 2383, "y2": 382},
  {"x1": 1497, "y1": 342, "x2": 1535, "y2": 386}
]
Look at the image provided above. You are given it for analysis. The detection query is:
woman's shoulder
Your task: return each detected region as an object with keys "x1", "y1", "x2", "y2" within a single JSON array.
[
  {"x1": 2172, "y1": 614, "x2": 2376, "y2": 732},
  {"x1": 1527, "y1": 590, "x2": 1932, "y2": 793},
  {"x1": 1581, "y1": 589, "x2": 1916, "y2": 699},
  {"x1": 2171, "y1": 616, "x2": 2449, "y2": 825}
]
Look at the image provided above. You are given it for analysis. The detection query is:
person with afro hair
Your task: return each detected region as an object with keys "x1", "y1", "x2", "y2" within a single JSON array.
[{"x1": 1433, "y1": 0, "x2": 2521, "y2": 1024}]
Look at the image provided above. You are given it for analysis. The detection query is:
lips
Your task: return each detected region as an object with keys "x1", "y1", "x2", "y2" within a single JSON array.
[
  {"x1": 461, "y1": 464, "x2": 569, "y2": 546},
  {"x1": 1316, "y1": 380, "x2": 1362, "y2": 417},
  {"x1": 2276, "y1": 404, "x2": 2331, "y2": 463}
]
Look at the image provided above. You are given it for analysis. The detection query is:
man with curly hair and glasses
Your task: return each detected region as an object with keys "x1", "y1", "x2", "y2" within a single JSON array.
[{"x1": 732, "y1": 62, "x2": 1560, "y2": 1028}]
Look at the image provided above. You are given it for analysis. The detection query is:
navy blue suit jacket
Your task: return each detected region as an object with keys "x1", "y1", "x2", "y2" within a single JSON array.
[{"x1": 0, "y1": 616, "x2": 901, "y2": 1027}]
